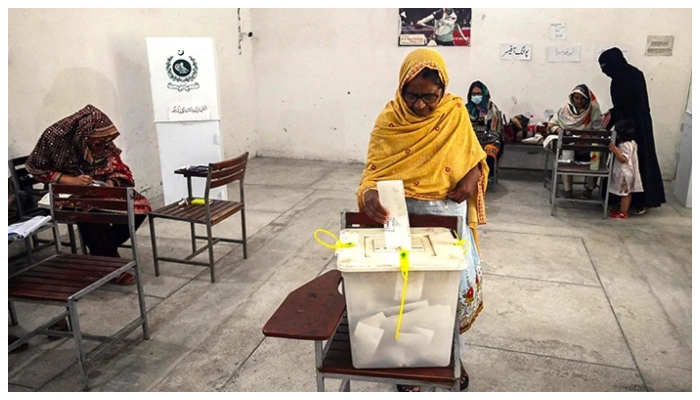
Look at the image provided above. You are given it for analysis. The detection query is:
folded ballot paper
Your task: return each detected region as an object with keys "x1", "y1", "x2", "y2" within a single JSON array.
[
  {"x1": 376, "y1": 180, "x2": 411, "y2": 251},
  {"x1": 8, "y1": 215, "x2": 53, "y2": 240},
  {"x1": 351, "y1": 300, "x2": 454, "y2": 368}
]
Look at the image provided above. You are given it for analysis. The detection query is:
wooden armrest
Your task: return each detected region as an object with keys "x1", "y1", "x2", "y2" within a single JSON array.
[{"x1": 262, "y1": 270, "x2": 346, "y2": 340}]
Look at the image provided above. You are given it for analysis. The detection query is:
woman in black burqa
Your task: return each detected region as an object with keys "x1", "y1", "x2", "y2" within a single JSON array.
[{"x1": 598, "y1": 47, "x2": 665, "y2": 214}]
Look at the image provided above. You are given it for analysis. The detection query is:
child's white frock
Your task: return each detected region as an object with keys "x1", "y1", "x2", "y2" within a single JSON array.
[{"x1": 609, "y1": 140, "x2": 644, "y2": 196}]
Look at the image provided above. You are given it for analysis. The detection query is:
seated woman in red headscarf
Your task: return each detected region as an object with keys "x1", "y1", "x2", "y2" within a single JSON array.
[{"x1": 26, "y1": 104, "x2": 151, "y2": 286}]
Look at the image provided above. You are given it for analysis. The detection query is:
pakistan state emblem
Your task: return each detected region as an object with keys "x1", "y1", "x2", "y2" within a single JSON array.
[{"x1": 166, "y1": 50, "x2": 200, "y2": 92}]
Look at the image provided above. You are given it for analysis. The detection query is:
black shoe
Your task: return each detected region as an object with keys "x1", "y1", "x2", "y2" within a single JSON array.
[
  {"x1": 460, "y1": 368, "x2": 469, "y2": 391},
  {"x1": 397, "y1": 384, "x2": 421, "y2": 392},
  {"x1": 580, "y1": 188, "x2": 593, "y2": 200}
]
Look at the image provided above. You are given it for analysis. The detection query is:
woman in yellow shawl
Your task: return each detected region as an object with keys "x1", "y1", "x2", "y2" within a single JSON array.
[{"x1": 357, "y1": 48, "x2": 488, "y2": 392}]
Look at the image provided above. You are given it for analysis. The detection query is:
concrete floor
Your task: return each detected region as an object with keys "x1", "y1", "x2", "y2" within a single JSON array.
[{"x1": 7, "y1": 157, "x2": 692, "y2": 392}]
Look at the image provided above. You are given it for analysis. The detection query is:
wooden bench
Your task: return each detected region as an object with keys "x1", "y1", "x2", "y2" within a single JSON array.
[{"x1": 262, "y1": 212, "x2": 463, "y2": 392}]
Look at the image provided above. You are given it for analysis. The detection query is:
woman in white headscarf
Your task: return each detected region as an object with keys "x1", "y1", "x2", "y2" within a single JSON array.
[{"x1": 547, "y1": 84, "x2": 603, "y2": 199}]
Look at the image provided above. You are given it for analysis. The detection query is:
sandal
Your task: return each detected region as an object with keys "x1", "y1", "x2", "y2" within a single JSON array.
[
  {"x1": 563, "y1": 190, "x2": 573, "y2": 199},
  {"x1": 460, "y1": 367, "x2": 469, "y2": 391},
  {"x1": 112, "y1": 271, "x2": 136, "y2": 286},
  {"x1": 396, "y1": 384, "x2": 421, "y2": 392},
  {"x1": 630, "y1": 207, "x2": 649, "y2": 215},
  {"x1": 609, "y1": 210, "x2": 628, "y2": 219}
]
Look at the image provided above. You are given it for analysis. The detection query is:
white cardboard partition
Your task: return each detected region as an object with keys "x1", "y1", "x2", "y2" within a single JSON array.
[{"x1": 146, "y1": 37, "x2": 226, "y2": 204}]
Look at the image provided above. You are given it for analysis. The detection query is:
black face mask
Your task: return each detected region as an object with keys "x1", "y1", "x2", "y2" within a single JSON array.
[{"x1": 600, "y1": 63, "x2": 613, "y2": 77}]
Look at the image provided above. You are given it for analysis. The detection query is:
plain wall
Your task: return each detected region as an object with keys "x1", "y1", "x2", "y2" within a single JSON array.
[
  {"x1": 251, "y1": 8, "x2": 692, "y2": 179},
  {"x1": 8, "y1": 9, "x2": 256, "y2": 203},
  {"x1": 8, "y1": 8, "x2": 692, "y2": 193}
]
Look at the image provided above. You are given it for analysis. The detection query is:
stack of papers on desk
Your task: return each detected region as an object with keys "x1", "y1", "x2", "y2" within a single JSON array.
[
  {"x1": 8, "y1": 215, "x2": 52, "y2": 240},
  {"x1": 38, "y1": 193, "x2": 71, "y2": 208}
]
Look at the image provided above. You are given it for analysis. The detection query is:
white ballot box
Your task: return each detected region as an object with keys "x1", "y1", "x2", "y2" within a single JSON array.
[{"x1": 336, "y1": 227, "x2": 466, "y2": 369}]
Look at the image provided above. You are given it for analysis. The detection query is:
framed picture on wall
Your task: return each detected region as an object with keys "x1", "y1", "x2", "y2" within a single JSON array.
[{"x1": 399, "y1": 8, "x2": 471, "y2": 47}]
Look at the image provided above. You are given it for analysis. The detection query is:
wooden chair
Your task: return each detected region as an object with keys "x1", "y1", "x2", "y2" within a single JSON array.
[
  {"x1": 8, "y1": 156, "x2": 79, "y2": 263},
  {"x1": 262, "y1": 211, "x2": 464, "y2": 392},
  {"x1": 549, "y1": 129, "x2": 616, "y2": 218},
  {"x1": 8, "y1": 185, "x2": 150, "y2": 391},
  {"x1": 148, "y1": 152, "x2": 249, "y2": 283}
]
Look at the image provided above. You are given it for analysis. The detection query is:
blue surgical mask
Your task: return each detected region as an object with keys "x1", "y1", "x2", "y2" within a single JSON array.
[{"x1": 471, "y1": 95, "x2": 483, "y2": 104}]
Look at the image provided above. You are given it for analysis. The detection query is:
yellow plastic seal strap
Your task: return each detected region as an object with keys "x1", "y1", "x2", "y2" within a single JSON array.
[
  {"x1": 313, "y1": 228, "x2": 355, "y2": 251},
  {"x1": 395, "y1": 248, "x2": 410, "y2": 340},
  {"x1": 453, "y1": 230, "x2": 469, "y2": 255}
]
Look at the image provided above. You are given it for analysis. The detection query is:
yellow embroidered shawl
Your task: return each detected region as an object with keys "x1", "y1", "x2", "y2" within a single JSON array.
[{"x1": 357, "y1": 49, "x2": 489, "y2": 250}]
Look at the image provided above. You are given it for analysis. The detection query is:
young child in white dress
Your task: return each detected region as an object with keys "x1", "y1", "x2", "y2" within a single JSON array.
[{"x1": 608, "y1": 119, "x2": 644, "y2": 219}]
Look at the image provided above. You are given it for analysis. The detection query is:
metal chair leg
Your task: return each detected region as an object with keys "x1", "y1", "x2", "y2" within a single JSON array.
[
  {"x1": 9, "y1": 301, "x2": 18, "y2": 326},
  {"x1": 148, "y1": 215, "x2": 160, "y2": 277},
  {"x1": 452, "y1": 309, "x2": 462, "y2": 392},
  {"x1": 544, "y1": 150, "x2": 550, "y2": 188},
  {"x1": 206, "y1": 221, "x2": 216, "y2": 283},
  {"x1": 67, "y1": 223, "x2": 77, "y2": 254},
  {"x1": 24, "y1": 236, "x2": 34, "y2": 265},
  {"x1": 603, "y1": 181, "x2": 611, "y2": 219},
  {"x1": 133, "y1": 265, "x2": 150, "y2": 339},
  {"x1": 189, "y1": 222, "x2": 197, "y2": 254},
  {"x1": 550, "y1": 164, "x2": 558, "y2": 215},
  {"x1": 241, "y1": 209, "x2": 248, "y2": 259},
  {"x1": 67, "y1": 302, "x2": 89, "y2": 391},
  {"x1": 77, "y1": 227, "x2": 88, "y2": 255},
  {"x1": 315, "y1": 341, "x2": 325, "y2": 391}
]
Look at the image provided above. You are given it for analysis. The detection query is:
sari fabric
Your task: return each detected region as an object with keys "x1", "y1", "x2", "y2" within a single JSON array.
[{"x1": 358, "y1": 48, "x2": 488, "y2": 248}]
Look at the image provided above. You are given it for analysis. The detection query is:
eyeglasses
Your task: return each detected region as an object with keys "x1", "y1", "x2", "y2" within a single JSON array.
[{"x1": 402, "y1": 89, "x2": 442, "y2": 105}]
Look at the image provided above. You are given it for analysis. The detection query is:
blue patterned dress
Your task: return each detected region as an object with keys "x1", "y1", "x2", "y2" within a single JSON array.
[{"x1": 405, "y1": 198, "x2": 484, "y2": 336}]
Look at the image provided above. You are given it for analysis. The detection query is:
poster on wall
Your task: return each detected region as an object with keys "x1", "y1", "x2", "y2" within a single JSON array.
[
  {"x1": 645, "y1": 35, "x2": 674, "y2": 56},
  {"x1": 146, "y1": 37, "x2": 220, "y2": 122},
  {"x1": 546, "y1": 45, "x2": 581, "y2": 63},
  {"x1": 549, "y1": 23, "x2": 567, "y2": 40},
  {"x1": 398, "y1": 8, "x2": 471, "y2": 46}
]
